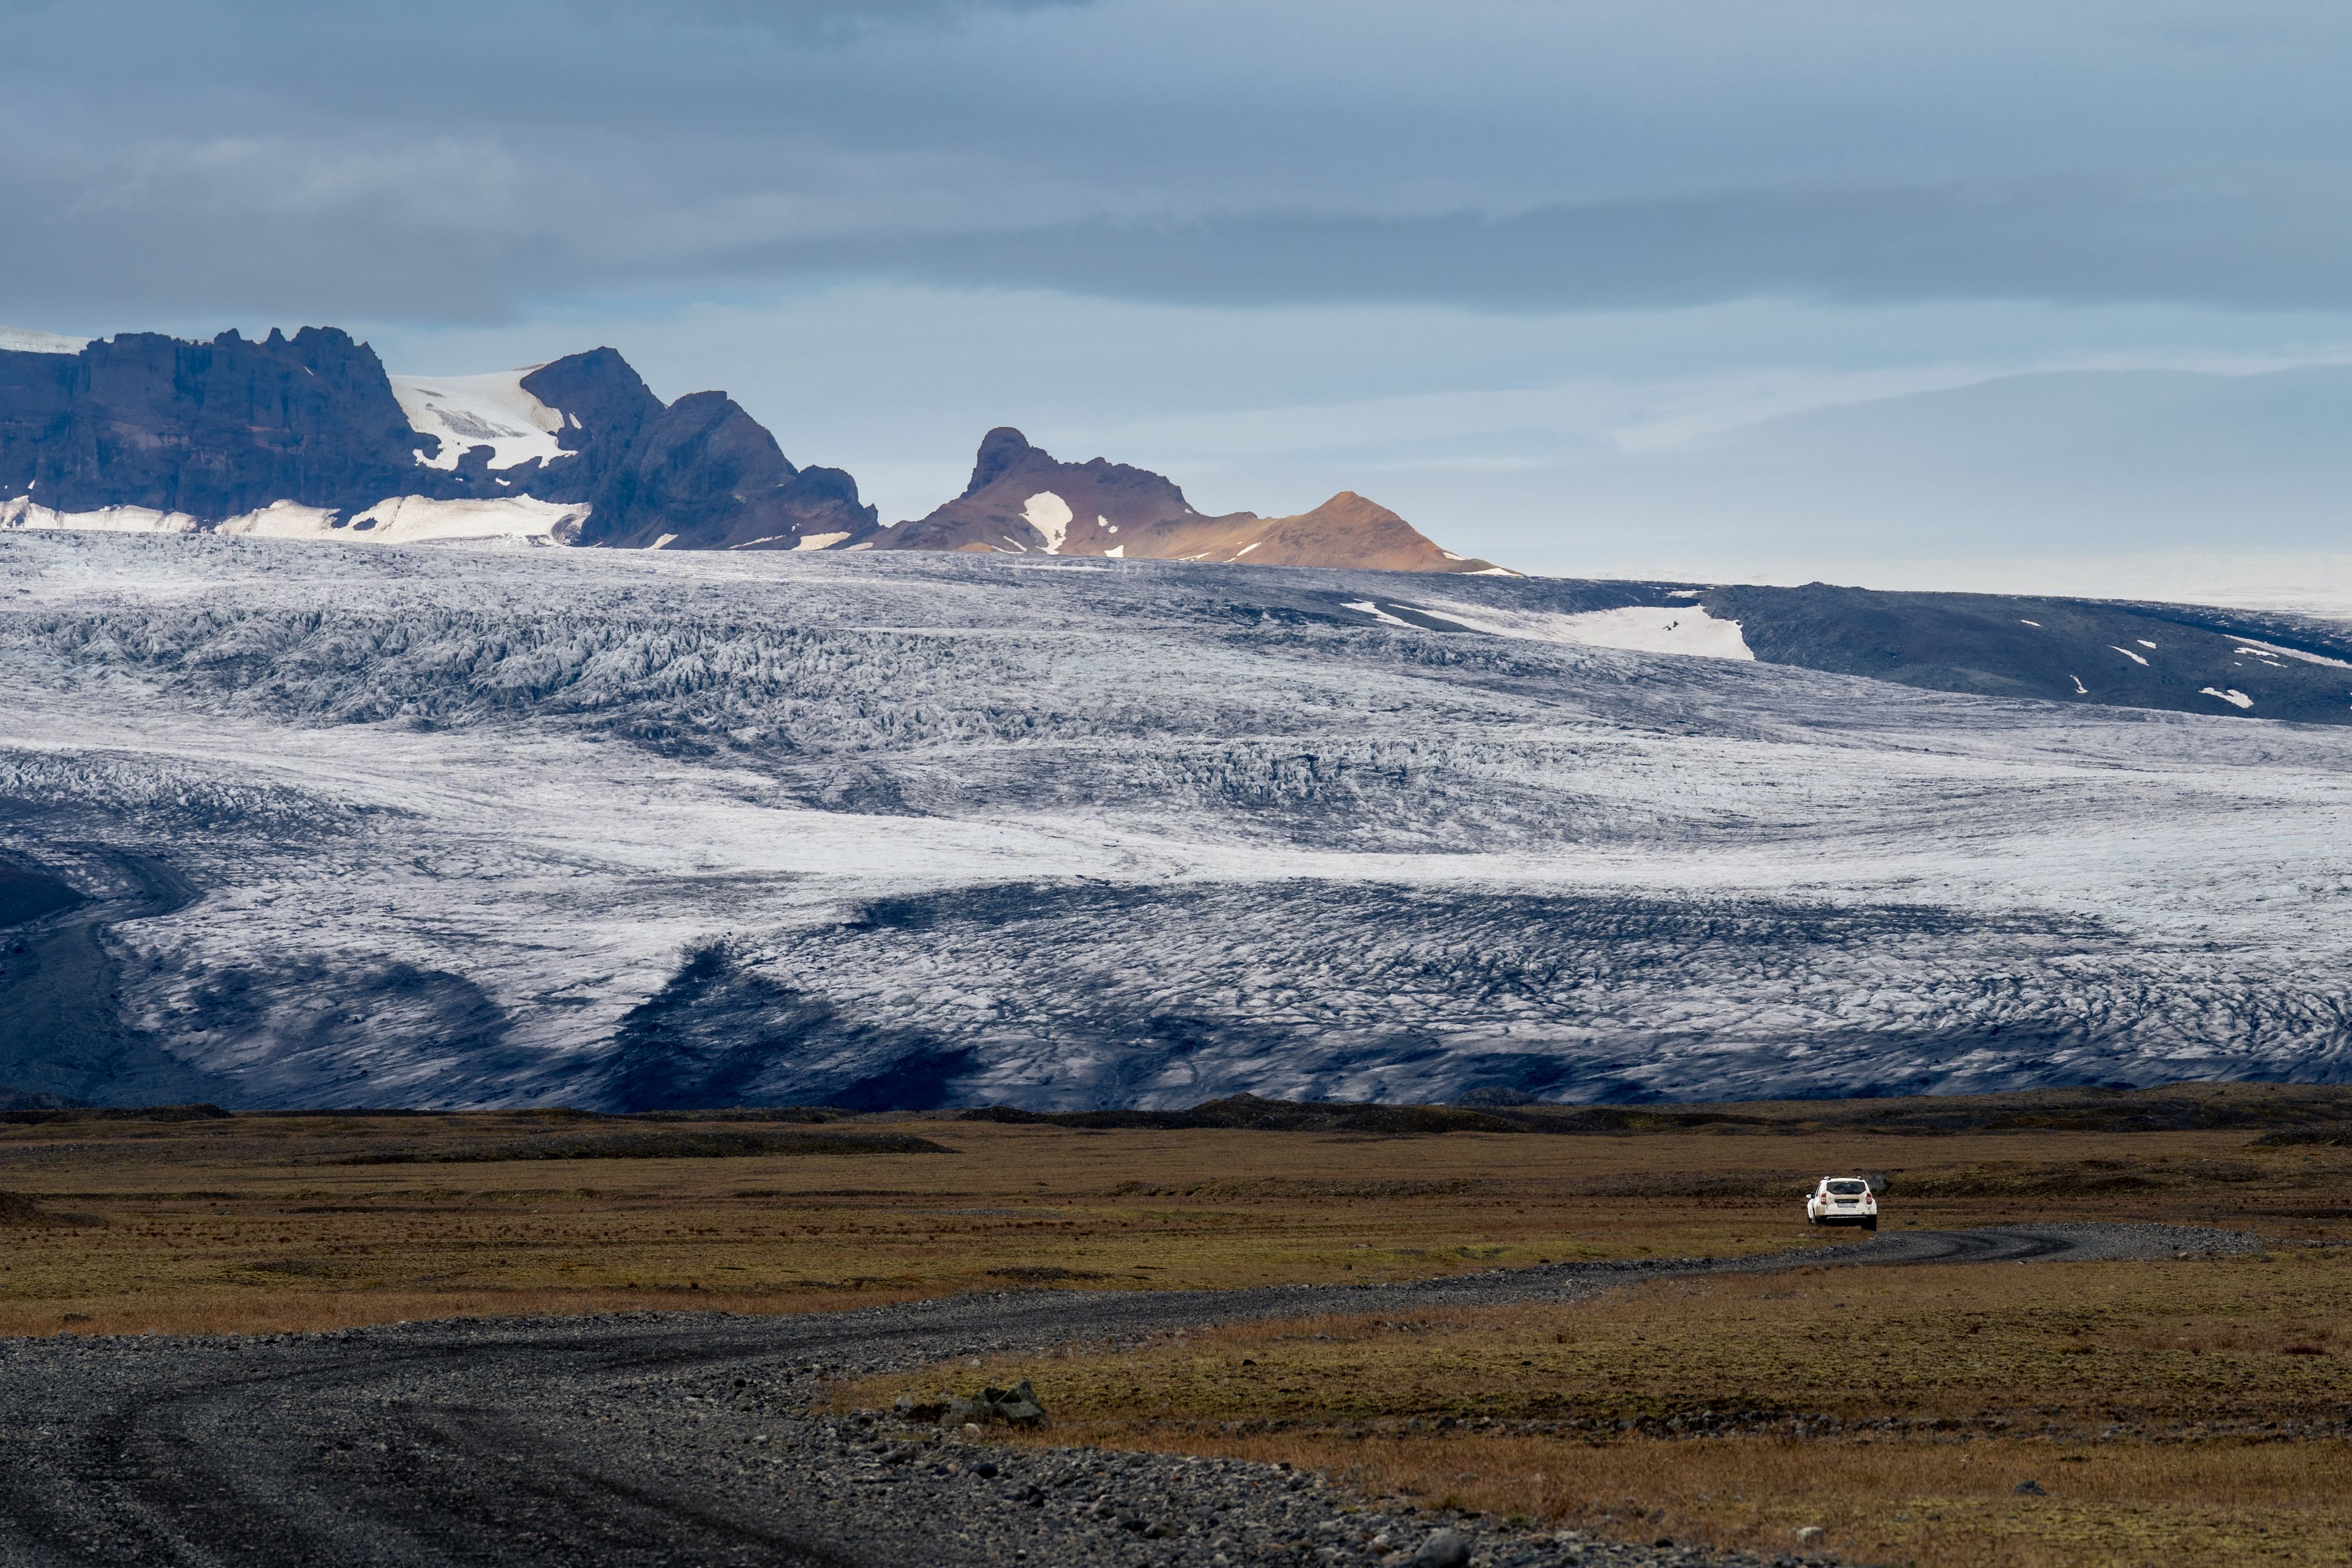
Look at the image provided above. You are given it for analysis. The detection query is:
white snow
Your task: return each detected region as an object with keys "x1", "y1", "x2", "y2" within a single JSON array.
[
  {"x1": 2070, "y1": 674, "x2": 2089, "y2": 694},
  {"x1": 2201, "y1": 687, "x2": 2255, "y2": 709},
  {"x1": 1099, "y1": 516, "x2": 1115, "y2": 535},
  {"x1": 330, "y1": 496, "x2": 588, "y2": 546},
  {"x1": 1106, "y1": 545, "x2": 1125, "y2": 558},
  {"x1": 650, "y1": 533, "x2": 679, "y2": 550},
  {"x1": 2136, "y1": 640, "x2": 2157, "y2": 649},
  {"x1": 1469, "y1": 567, "x2": 1520, "y2": 576},
  {"x1": 1414, "y1": 599, "x2": 1755, "y2": 662},
  {"x1": 2020, "y1": 619, "x2": 2041, "y2": 627},
  {"x1": 2227, "y1": 636, "x2": 2352, "y2": 671},
  {"x1": 1341, "y1": 600, "x2": 1417, "y2": 629},
  {"x1": 1236, "y1": 541, "x2": 1262, "y2": 557},
  {"x1": 0, "y1": 326, "x2": 91, "y2": 355},
  {"x1": 209, "y1": 501, "x2": 343, "y2": 538},
  {"x1": 1022, "y1": 492, "x2": 1074, "y2": 554},
  {"x1": 2, "y1": 496, "x2": 577, "y2": 548},
  {"x1": 389, "y1": 369, "x2": 568, "y2": 473},
  {"x1": 2109, "y1": 645, "x2": 2150, "y2": 667},
  {"x1": 1667, "y1": 589, "x2": 1703, "y2": 599},
  {"x1": 0, "y1": 499, "x2": 203, "y2": 534},
  {"x1": 794, "y1": 532, "x2": 851, "y2": 552}
]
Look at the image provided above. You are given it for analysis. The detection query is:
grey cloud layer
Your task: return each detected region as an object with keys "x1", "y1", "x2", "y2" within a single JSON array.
[
  {"x1": 740, "y1": 178, "x2": 2352, "y2": 312},
  {"x1": 9, "y1": 1, "x2": 2352, "y2": 325}
]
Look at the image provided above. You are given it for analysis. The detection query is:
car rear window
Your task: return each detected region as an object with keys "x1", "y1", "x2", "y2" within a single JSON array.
[{"x1": 1826, "y1": 1180, "x2": 1868, "y2": 1195}]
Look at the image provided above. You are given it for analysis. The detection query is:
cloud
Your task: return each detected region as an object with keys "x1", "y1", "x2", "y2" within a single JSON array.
[
  {"x1": 557, "y1": 0, "x2": 1093, "y2": 45},
  {"x1": 14, "y1": 0, "x2": 2352, "y2": 595},
  {"x1": 9, "y1": 1, "x2": 2352, "y2": 325},
  {"x1": 724, "y1": 175, "x2": 2352, "y2": 313}
]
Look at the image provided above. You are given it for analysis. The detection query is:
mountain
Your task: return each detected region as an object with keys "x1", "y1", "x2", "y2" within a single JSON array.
[
  {"x1": 1, "y1": 330, "x2": 1501, "y2": 572},
  {"x1": 0, "y1": 328, "x2": 875, "y2": 550},
  {"x1": 859, "y1": 427, "x2": 1506, "y2": 572}
]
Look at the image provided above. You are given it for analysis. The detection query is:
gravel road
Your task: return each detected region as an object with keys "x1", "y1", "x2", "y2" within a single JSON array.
[{"x1": 0, "y1": 1224, "x2": 2258, "y2": 1568}]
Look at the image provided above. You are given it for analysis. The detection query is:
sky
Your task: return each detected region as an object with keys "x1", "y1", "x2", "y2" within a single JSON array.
[{"x1": 8, "y1": 0, "x2": 2352, "y2": 595}]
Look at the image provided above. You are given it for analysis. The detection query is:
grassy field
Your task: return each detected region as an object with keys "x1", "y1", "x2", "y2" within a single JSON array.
[{"x1": 5, "y1": 1085, "x2": 2350, "y2": 1563}]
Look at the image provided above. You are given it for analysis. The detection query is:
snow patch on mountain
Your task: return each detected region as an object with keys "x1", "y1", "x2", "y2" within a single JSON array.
[
  {"x1": 2228, "y1": 636, "x2": 2352, "y2": 671},
  {"x1": 341, "y1": 496, "x2": 589, "y2": 545},
  {"x1": 1022, "y1": 491, "x2": 1074, "y2": 554},
  {"x1": 0, "y1": 326, "x2": 91, "y2": 355},
  {"x1": 1415, "y1": 598, "x2": 1755, "y2": 662},
  {"x1": 389, "y1": 369, "x2": 568, "y2": 473},
  {"x1": 211, "y1": 502, "x2": 345, "y2": 538},
  {"x1": 2, "y1": 499, "x2": 206, "y2": 535},
  {"x1": 3, "y1": 495, "x2": 587, "y2": 546},
  {"x1": 1341, "y1": 600, "x2": 1417, "y2": 628}
]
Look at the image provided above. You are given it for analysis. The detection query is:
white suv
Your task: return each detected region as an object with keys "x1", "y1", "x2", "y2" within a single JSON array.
[{"x1": 1806, "y1": 1177, "x2": 1878, "y2": 1231}]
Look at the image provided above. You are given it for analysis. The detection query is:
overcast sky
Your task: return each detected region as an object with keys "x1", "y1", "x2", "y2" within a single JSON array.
[{"x1": 10, "y1": 0, "x2": 2352, "y2": 590}]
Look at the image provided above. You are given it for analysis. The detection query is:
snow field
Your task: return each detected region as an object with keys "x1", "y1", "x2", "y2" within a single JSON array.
[{"x1": 1, "y1": 531, "x2": 2348, "y2": 1107}]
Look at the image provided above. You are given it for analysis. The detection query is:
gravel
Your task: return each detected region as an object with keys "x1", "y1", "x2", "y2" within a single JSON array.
[{"x1": 0, "y1": 1225, "x2": 2255, "y2": 1567}]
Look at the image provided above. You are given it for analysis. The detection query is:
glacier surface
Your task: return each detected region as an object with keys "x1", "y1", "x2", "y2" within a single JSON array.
[{"x1": 1, "y1": 532, "x2": 2347, "y2": 1109}]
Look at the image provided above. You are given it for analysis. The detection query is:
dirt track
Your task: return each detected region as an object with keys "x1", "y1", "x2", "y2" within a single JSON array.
[{"x1": 0, "y1": 1224, "x2": 2257, "y2": 1567}]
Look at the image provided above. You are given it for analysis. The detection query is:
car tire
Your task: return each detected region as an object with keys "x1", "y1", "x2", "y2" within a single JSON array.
[{"x1": 1863, "y1": 1218, "x2": 1877, "y2": 1232}]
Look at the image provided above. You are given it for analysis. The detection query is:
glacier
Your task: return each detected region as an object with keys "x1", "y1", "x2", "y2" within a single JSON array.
[{"x1": 1, "y1": 530, "x2": 2348, "y2": 1110}]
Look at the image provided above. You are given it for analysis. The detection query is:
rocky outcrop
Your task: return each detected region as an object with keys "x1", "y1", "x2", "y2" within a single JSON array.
[
  {"x1": 516, "y1": 353, "x2": 875, "y2": 549},
  {"x1": 0, "y1": 330, "x2": 874, "y2": 551},
  {"x1": 867, "y1": 428, "x2": 1502, "y2": 572},
  {"x1": 568, "y1": 390, "x2": 873, "y2": 551},
  {"x1": 870, "y1": 426, "x2": 1209, "y2": 556},
  {"x1": 0, "y1": 329, "x2": 443, "y2": 519}
]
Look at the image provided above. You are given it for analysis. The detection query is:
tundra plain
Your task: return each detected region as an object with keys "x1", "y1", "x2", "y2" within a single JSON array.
[{"x1": 5, "y1": 1087, "x2": 2348, "y2": 1566}]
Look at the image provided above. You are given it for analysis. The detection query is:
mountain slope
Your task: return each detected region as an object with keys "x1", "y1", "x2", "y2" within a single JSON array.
[
  {"x1": 1329, "y1": 576, "x2": 2352, "y2": 726},
  {"x1": 867, "y1": 426, "x2": 1504, "y2": 571},
  {"x1": 1699, "y1": 582, "x2": 2352, "y2": 724},
  {"x1": 1138, "y1": 490, "x2": 1498, "y2": 571}
]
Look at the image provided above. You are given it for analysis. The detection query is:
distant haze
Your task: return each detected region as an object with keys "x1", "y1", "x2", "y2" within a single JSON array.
[{"x1": 10, "y1": 1, "x2": 2352, "y2": 603}]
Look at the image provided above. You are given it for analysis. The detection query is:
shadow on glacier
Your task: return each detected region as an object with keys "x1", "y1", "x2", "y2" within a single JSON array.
[{"x1": 576, "y1": 880, "x2": 2351, "y2": 1112}]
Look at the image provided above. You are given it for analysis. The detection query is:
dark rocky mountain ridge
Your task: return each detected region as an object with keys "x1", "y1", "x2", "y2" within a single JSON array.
[
  {"x1": 1695, "y1": 582, "x2": 2352, "y2": 726},
  {"x1": 0, "y1": 328, "x2": 1490, "y2": 570},
  {"x1": 0, "y1": 328, "x2": 430, "y2": 521},
  {"x1": 0, "y1": 328, "x2": 875, "y2": 550}
]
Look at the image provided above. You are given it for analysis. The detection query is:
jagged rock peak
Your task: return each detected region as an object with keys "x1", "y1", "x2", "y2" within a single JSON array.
[
  {"x1": 0, "y1": 325, "x2": 872, "y2": 553},
  {"x1": 966, "y1": 426, "x2": 1036, "y2": 495}
]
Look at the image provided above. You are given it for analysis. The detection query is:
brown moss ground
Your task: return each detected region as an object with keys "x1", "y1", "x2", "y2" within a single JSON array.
[
  {"x1": 849, "y1": 1250, "x2": 2352, "y2": 1566},
  {"x1": 3, "y1": 1094, "x2": 2350, "y2": 1338},
  {"x1": 7, "y1": 1091, "x2": 2351, "y2": 1562}
]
